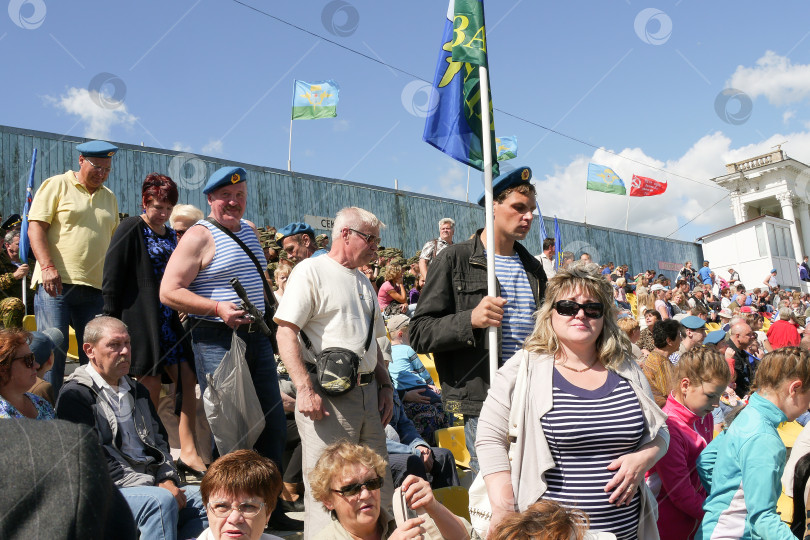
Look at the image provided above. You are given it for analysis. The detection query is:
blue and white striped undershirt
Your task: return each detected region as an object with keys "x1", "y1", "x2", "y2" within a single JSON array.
[
  {"x1": 541, "y1": 369, "x2": 645, "y2": 540},
  {"x1": 188, "y1": 219, "x2": 266, "y2": 321},
  {"x1": 493, "y1": 253, "x2": 536, "y2": 364}
]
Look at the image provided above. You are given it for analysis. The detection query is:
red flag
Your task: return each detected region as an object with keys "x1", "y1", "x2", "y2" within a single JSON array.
[{"x1": 630, "y1": 174, "x2": 667, "y2": 197}]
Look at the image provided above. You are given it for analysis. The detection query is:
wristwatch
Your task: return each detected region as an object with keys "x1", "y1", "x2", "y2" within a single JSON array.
[{"x1": 379, "y1": 383, "x2": 393, "y2": 390}]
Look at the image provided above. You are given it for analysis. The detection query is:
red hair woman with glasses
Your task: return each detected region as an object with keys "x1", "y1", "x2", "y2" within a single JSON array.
[
  {"x1": 476, "y1": 262, "x2": 670, "y2": 539},
  {"x1": 0, "y1": 328, "x2": 55, "y2": 419}
]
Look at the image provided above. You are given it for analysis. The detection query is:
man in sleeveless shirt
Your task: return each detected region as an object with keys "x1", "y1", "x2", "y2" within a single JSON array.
[
  {"x1": 160, "y1": 166, "x2": 297, "y2": 530},
  {"x1": 410, "y1": 167, "x2": 547, "y2": 476}
]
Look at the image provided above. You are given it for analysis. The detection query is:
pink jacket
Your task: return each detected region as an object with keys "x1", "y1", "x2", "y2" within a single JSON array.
[{"x1": 650, "y1": 394, "x2": 713, "y2": 540}]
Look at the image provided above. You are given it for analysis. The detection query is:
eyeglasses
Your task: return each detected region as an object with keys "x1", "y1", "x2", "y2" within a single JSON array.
[
  {"x1": 13, "y1": 353, "x2": 37, "y2": 368},
  {"x1": 83, "y1": 158, "x2": 112, "y2": 174},
  {"x1": 206, "y1": 501, "x2": 265, "y2": 518},
  {"x1": 349, "y1": 228, "x2": 381, "y2": 247},
  {"x1": 175, "y1": 228, "x2": 187, "y2": 239},
  {"x1": 332, "y1": 476, "x2": 384, "y2": 497},
  {"x1": 553, "y1": 300, "x2": 605, "y2": 319}
]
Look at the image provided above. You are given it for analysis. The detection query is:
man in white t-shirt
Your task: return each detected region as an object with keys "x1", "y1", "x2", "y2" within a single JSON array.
[
  {"x1": 274, "y1": 206, "x2": 395, "y2": 538},
  {"x1": 535, "y1": 237, "x2": 556, "y2": 279}
]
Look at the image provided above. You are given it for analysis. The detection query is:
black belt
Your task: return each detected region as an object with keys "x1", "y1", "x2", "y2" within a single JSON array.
[
  {"x1": 305, "y1": 363, "x2": 375, "y2": 386},
  {"x1": 191, "y1": 318, "x2": 259, "y2": 334}
]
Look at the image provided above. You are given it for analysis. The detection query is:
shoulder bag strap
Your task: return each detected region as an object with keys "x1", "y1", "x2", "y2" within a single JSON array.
[{"x1": 205, "y1": 218, "x2": 275, "y2": 307}]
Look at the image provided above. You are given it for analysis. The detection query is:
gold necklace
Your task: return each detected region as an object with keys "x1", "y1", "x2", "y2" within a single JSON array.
[{"x1": 556, "y1": 357, "x2": 600, "y2": 373}]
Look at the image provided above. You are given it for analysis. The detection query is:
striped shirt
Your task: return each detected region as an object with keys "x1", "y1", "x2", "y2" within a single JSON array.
[
  {"x1": 541, "y1": 369, "x2": 645, "y2": 540},
  {"x1": 189, "y1": 219, "x2": 266, "y2": 321},
  {"x1": 493, "y1": 253, "x2": 536, "y2": 363}
]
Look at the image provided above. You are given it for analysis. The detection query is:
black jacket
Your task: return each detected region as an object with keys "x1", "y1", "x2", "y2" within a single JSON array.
[
  {"x1": 409, "y1": 230, "x2": 546, "y2": 416},
  {"x1": 726, "y1": 339, "x2": 754, "y2": 397}
]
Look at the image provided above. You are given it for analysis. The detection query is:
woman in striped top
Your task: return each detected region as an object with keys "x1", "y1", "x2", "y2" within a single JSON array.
[{"x1": 477, "y1": 262, "x2": 669, "y2": 539}]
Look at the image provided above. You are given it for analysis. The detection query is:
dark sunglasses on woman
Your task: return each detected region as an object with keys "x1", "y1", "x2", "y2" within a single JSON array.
[
  {"x1": 553, "y1": 300, "x2": 605, "y2": 319},
  {"x1": 332, "y1": 477, "x2": 384, "y2": 497}
]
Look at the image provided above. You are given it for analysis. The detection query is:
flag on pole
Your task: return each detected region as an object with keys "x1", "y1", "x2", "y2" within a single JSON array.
[
  {"x1": 423, "y1": 0, "x2": 499, "y2": 177},
  {"x1": 554, "y1": 216, "x2": 563, "y2": 270},
  {"x1": 19, "y1": 148, "x2": 36, "y2": 265},
  {"x1": 496, "y1": 135, "x2": 517, "y2": 161},
  {"x1": 630, "y1": 174, "x2": 667, "y2": 197},
  {"x1": 536, "y1": 202, "x2": 548, "y2": 240},
  {"x1": 586, "y1": 163, "x2": 626, "y2": 195},
  {"x1": 291, "y1": 80, "x2": 340, "y2": 120}
]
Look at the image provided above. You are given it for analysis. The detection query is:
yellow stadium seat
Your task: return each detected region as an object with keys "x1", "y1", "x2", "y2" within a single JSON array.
[
  {"x1": 67, "y1": 326, "x2": 79, "y2": 361},
  {"x1": 435, "y1": 426, "x2": 470, "y2": 469},
  {"x1": 777, "y1": 490, "x2": 793, "y2": 524},
  {"x1": 627, "y1": 293, "x2": 638, "y2": 319},
  {"x1": 432, "y1": 486, "x2": 470, "y2": 521},
  {"x1": 22, "y1": 315, "x2": 36, "y2": 332},
  {"x1": 705, "y1": 322, "x2": 722, "y2": 333},
  {"x1": 418, "y1": 353, "x2": 440, "y2": 388},
  {"x1": 762, "y1": 318, "x2": 772, "y2": 332},
  {"x1": 779, "y1": 421, "x2": 804, "y2": 448}
]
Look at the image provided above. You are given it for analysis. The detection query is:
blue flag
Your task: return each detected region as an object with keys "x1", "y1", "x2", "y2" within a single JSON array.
[
  {"x1": 19, "y1": 148, "x2": 36, "y2": 265},
  {"x1": 291, "y1": 80, "x2": 339, "y2": 120},
  {"x1": 423, "y1": 0, "x2": 499, "y2": 177},
  {"x1": 554, "y1": 216, "x2": 562, "y2": 270},
  {"x1": 536, "y1": 201, "x2": 547, "y2": 240},
  {"x1": 587, "y1": 163, "x2": 626, "y2": 195},
  {"x1": 496, "y1": 135, "x2": 517, "y2": 161}
]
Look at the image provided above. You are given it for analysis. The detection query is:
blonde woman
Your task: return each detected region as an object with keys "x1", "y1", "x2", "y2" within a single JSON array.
[{"x1": 476, "y1": 262, "x2": 668, "y2": 539}]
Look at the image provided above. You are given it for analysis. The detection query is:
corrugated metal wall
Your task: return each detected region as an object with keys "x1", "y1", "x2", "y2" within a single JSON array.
[{"x1": 0, "y1": 124, "x2": 702, "y2": 279}]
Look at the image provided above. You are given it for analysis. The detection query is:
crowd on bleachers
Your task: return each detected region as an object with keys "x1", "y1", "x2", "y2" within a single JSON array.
[{"x1": 5, "y1": 143, "x2": 810, "y2": 540}]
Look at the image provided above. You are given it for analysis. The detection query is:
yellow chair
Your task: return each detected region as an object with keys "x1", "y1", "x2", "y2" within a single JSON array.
[
  {"x1": 432, "y1": 486, "x2": 470, "y2": 521},
  {"x1": 779, "y1": 421, "x2": 804, "y2": 449},
  {"x1": 762, "y1": 318, "x2": 772, "y2": 332},
  {"x1": 626, "y1": 293, "x2": 638, "y2": 319},
  {"x1": 435, "y1": 426, "x2": 470, "y2": 469},
  {"x1": 418, "y1": 353, "x2": 440, "y2": 388},
  {"x1": 705, "y1": 322, "x2": 722, "y2": 333},
  {"x1": 67, "y1": 326, "x2": 79, "y2": 361},
  {"x1": 22, "y1": 315, "x2": 36, "y2": 332}
]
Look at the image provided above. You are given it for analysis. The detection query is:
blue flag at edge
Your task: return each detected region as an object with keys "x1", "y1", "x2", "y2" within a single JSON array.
[
  {"x1": 554, "y1": 216, "x2": 562, "y2": 270},
  {"x1": 19, "y1": 148, "x2": 36, "y2": 265}
]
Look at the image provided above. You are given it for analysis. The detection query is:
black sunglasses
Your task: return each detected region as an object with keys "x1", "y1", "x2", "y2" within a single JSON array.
[
  {"x1": 553, "y1": 300, "x2": 605, "y2": 319},
  {"x1": 332, "y1": 477, "x2": 384, "y2": 497},
  {"x1": 14, "y1": 353, "x2": 37, "y2": 368}
]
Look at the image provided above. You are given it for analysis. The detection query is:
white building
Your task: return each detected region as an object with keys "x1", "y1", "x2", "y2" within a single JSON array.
[{"x1": 701, "y1": 148, "x2": 809, "y2": 291}]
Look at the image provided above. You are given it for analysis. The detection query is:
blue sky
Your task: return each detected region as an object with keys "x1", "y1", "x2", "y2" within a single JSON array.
[{"x1": 4, "y1": 0, "x2": 810, "y2": 245}]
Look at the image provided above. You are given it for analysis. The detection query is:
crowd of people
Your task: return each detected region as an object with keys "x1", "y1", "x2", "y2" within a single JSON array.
[{"x1": 4, "y1": 142, "x2": 810, "y2": 540}]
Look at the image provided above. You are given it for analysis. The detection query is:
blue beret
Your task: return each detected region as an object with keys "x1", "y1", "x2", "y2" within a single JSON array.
[
  {"x1": 76, "y1": 140, "x2": 118, "y2": 158},
  {"x1": 277, "y1": 222, "x2": 314, "y2": 242},
  {"x1": 202, "y1": 166, "x2": 247, "y2": 194},
  {"x1": 477, "y1": 166, "x2": 532, "y2": 206},
  {"x1": 704, "y1": 329, "x2": 727, "y2": 346},
  {"x1": 680, "y1": 315, "x2": 706, "y2": 330}
]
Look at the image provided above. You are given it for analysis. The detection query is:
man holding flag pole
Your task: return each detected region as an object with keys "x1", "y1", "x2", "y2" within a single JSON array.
[{"x1": 413, "y1": 0, "x2": 546, "y2": 477}]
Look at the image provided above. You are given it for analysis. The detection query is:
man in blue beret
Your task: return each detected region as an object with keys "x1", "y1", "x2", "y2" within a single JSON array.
[
  {"x1": 410, "y1": 166, "x2": 547, "y2": 476},
  {"x1": 277, "y1": 222, "x2": 327, "y2": 263},
  {"x1": 28, "y1": 140, "x2": 120, "y2": 396},
  {"x1": 160, "y1": 166, "x2": 298, "y2": 530}
]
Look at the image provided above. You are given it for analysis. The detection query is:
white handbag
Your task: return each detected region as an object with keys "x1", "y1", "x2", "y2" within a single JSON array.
[{"x1": 468, "y1": 350, "x2": 530, "y2": 538}]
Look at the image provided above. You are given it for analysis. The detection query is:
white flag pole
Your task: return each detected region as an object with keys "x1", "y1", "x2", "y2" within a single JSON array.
[
  {"x1": 466, "y1": 167, "x2": 471, "y2": 203},
  {"x1": 479, "y1": 65, "x2": 498, "y2": 385},
  {"x1": 625, "y1": 190, "x2": 631, "y2": 231},
  {"x1": 21, "y1": 275, "x2": 27, "y2": 314},
  {"x1": 287, "y1": 118, "x2": 294, "y2": 172},
  {"x1": 584, "y1": 183, "x2": 589, "y2": 225}
]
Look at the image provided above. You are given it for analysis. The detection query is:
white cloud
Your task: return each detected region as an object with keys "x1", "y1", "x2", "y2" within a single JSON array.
[
  {"x1": 784, "y1": 110, "x2": 796, "y2": 124},
  {"x1": 202, "y1": 139, "x2": 223, "y2": 155},
  {"x1": 45, "y1": 87, "x2": 136, "y2": 139},
  {"x1": 171, "y1": 142, "x2": 192, "y2": 152},
  {"x1": 332, "y1": 119, "x2": 350, "y2": 132},
  {"x1": 727, "y1": 51, "x2": 810, "y2": 106}
]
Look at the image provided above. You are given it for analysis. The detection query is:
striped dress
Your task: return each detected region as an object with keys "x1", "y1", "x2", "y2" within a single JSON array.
[
  {"x1": 493, "y1": 253, "x2": 536, "y2": 364},
  {"x1": 541, "y1": 369, "x2": 645, "y2": 539}
]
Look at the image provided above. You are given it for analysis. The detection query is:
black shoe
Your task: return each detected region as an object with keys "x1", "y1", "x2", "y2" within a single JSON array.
[
  {"x1": 278, "y1": 498, "x2": 305, "y2": 513},
  {"x1": 176, "y1": 458, "x2": 206, "y2": 483},
  {"x1": 267, "y1": 512, "x2": 304, "y2": 531}
]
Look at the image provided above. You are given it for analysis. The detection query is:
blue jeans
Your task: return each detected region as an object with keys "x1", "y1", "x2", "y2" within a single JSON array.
[
  {"x1": 191, "y1": 323, "x2": 286, "y2": 468},
  {"x1": 121, "y1": 484, "x2": 207, "y2": 540},
  {"x1": 463, "y1": 414, "x2": 480, "y2": 476},
  {"x1": 35, "y1": 283, "x2": 104, "y2": 396}
]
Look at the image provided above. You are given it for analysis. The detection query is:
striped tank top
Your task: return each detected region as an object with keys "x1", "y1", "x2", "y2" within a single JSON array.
[
  {"x1": 188, "y1": 219, "x2": 266, "y2": 321},
  {"x1": 493, "y1": 253, "x2": 536, "y2": 364},
  {"x1": 541, "y1": 369, "x2": 645, "y2": 540}
]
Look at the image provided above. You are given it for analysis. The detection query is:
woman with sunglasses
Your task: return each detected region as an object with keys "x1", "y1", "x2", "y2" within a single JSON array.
[
  {"x1": 476, "y1": 262, "x2": 669, "y2": 539},
  {"x1": 309, "y1": 441, "x2": 473, "y2": 539},
  {"x1": 0, "y1": 328, "x2": 55, "y2": 419}
]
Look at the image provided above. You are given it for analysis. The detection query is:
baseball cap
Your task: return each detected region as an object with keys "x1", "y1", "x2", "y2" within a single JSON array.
[{"x1": 386, "y1": 314, "x2": 410, "y2": 334}]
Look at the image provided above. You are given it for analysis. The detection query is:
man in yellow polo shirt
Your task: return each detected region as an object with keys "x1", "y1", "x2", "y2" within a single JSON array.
[{"x1": 28, "y1": 140, "x2": 120, "y2": 396}]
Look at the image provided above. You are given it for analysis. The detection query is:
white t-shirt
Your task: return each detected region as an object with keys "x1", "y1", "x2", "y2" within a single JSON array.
[{"x1": 275, "y1": 254, "x2": 386, "y2": 374}]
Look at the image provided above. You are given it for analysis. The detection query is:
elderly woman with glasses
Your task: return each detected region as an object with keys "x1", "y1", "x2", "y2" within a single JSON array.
[
  {"x1": 476, "y1": 262, "x2": 669, "y2": 539},
  {"x1": 0, "y1": 328, "x2": 55, "y2": 419},
  {"x1": 310, "y1": 441, "x2": 473, "y2": 540},
  {"x1": 198, "y1": 449, "x2": 284, "y2": 540}
]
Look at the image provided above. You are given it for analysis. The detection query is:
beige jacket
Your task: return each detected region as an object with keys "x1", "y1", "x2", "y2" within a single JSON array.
[{"x1": 476, "y1": 350, "x2": 669, "y2": 540}]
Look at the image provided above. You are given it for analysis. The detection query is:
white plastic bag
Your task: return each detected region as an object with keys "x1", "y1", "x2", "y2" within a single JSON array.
[{"x1": 202, "y1": 331, "x2": 265, "y2": 455}]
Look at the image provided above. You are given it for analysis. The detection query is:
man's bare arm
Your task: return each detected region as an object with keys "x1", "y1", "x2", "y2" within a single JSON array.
[
  {"x1": 28, "y1": 220, "x2": 61, "y2": 296},
  {"x1": 275, "y1": 321, "x2": 328, "y2": 420}
]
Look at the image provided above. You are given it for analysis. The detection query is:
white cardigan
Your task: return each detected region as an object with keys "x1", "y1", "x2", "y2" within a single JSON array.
[{"x1": 476, "y1": 350, "x2": 669, "y2": 540}]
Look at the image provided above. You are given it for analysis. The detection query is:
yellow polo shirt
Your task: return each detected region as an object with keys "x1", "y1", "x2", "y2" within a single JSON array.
[{"x1": 29, "y1": 171, "x2": 119, "y2": 290}]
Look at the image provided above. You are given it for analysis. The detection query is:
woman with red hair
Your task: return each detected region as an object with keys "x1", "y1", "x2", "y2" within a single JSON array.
[
  {"x1": 102, "y1": 173, "x2": 207, "y2": 479},
  {"x1": 0, "y1": 328, "x2": 55, "y2": 419}
]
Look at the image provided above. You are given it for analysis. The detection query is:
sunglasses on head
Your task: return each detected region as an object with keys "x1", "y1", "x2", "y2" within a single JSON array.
[
  {"x1": 14, "y1": 353, "x2": 37, "y2": 369},
  {"x1": 332, "y1": 476, "x2": 384, "y2": 497},
  {"x1": 553, "y1": 300, "x2": 605, "y2": 319}
]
